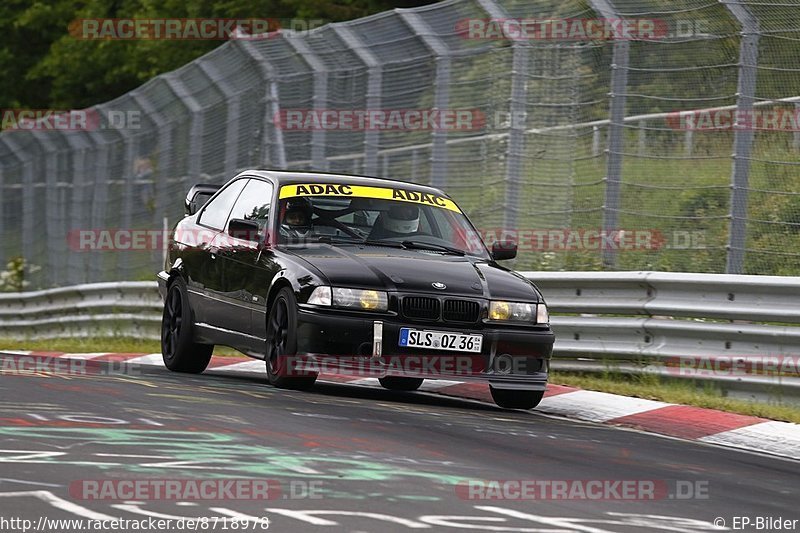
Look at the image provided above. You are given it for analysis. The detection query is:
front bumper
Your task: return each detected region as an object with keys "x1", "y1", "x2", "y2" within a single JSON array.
[{"x1": 295, "y1": 306, "x2": 554, "y2": 390}]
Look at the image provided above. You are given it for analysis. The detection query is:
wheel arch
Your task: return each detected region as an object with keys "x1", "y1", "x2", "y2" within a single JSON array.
[
  {"x1": 266, "y1": 275, "x2": 295, "y2": 313},
  {"x1": 165, "y1": 258, "x2": 187, "y2": 289}
]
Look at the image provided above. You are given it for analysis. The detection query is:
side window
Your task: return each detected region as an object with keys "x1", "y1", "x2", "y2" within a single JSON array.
[
  {"x1": 198, "y1": 179, "x2": 247, "y2": 230},
  {"x1": 228, "y1": 179, "x2": 274, "y2": 232}
]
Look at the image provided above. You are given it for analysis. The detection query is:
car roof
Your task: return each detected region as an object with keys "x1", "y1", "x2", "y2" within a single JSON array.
[{"x1": 237, "y1": 169, "x2": 452, "y2": 198}]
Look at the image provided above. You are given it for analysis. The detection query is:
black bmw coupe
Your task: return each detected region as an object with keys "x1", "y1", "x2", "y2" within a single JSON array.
[{"x1": 157, "y1": 170, "x2": 554, "y2": 409}]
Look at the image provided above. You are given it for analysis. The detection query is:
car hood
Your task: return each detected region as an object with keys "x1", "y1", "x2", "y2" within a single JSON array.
[{"x1": 286, "y1": 244, "x2": 540, "y2": 301}]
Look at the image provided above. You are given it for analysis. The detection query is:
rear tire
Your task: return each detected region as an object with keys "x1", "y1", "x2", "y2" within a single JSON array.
[
  {"x1": 161, "y1": 278, "x2": 213, "y2": 373},
  {"x1": 489, "y1": 387, "x2": 544, "y2": 409},
  {"x1": 266, "y1": 287, "x2": 317, "y2": 391},
  {"x1": 379, "y1": 377, "x2": 424, "y2": 391}
]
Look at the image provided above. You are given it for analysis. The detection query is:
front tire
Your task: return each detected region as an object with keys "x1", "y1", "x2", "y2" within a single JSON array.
[
  {"x1": 161, "y1": 278, "x2": 213, "y2": 373},
  {"x1": 379, "y1": 377, "x2": 424, "y2": 391},
  {"x1": 490, "y1": 387, "x2": 544, "y2": 409},
  {"x1": 266, "y1": 287, "x2": 317, "y2": 390}
]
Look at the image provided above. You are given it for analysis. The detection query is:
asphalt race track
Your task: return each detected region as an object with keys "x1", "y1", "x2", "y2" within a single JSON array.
[{"x1": 0, "y1": 352, "x2": 797, "y2": 533}]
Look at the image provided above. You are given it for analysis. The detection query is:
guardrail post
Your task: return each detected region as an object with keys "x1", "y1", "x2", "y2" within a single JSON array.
[
  {"x1": 284, "y1": 33, "x2": 329, "y2": 172},
  {"x1": 589, "y1": 0, "x2": 629, "y2": 269},
  {"x1": 722, "y1": 1, "x2": 759, "y2": 274},
  {"x1": 399, "y1": 11, "x2": 450, "y2": 188},
  {"x1": 237, "y1": 40, "x2": 287, "y2": 169},
  {"x1": 333, "y1": 24, "x2": 382, "y2": 176}
]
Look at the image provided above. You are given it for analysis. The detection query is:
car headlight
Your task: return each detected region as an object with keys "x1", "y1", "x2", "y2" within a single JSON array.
[
  {"x1": 307, "y1": 286, "x2": 388, "y2": 312},
  {"x1": 489, "y1": 301, "x2": 547, "y2": 323}
]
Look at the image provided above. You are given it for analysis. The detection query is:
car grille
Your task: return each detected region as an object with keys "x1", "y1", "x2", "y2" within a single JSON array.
[
  {"x1": 401, "y1": 296, "x2": 480, "y2": 323},
  {"x1": 402, "y1": 296, "x2": 440, "y2": 320},
  {"x1": 443, "y1": 299, "x2": 480, "y2": 322}
]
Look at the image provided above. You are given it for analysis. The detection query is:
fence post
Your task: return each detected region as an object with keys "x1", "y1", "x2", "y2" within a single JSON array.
[
  {"x1": 588, "y1": 0, "x2": 629, "y2": 269},
  {"x1": 62, "y1": 131, "x2": 94, "y2": 285},
  {"x1": 237, "y1": 40, "x2": 286, "y2": 169},
  {"x1": 399, "y1": 11, "x2": 450, "y2": 188},
  {"x1": 84, "y1": 130, "x2": 109, "y2": 282},
  {"x1": 795, "y1": 102, "x2": 800, "y2": 152},
  {"x1": 638, "y1": 120, "x2": 646, "y2": 156},
  {"x1": 197, "y1": 59, "x2": 242, "y2": 176},
  {"x1": 164, "y1": 72, "x2": 204, "y2": 194},
  {"x1": 0, "y1": 145, "x2": 5, "y2": 269},
  {"x1": 478, "y1": 0, "x2": 530, "y2": 241},
  {"x1": 2, "y1": 136, "x2": 36, "y2": 280},
  {"x1": 107, "y1": 109, "x2": 139, "y2": 282},
  {"x1": 0, "y1": 165, "x2": 3, "y2": 267},
  {"x1": 721, "y1": 1, "x2": 760, "y2": 274},
  {"x1": 333, "y1": 24, "x2": 382, "y2": 176},
  {"x1": 131, "y1": 90, "x2": 172, "y2": 272},
  {"x1": 284, "y1": 32, "x2": 329, "y2": 172},
  {"x1": 29, "y1": 131, "x2": 63, "y2": 286}
]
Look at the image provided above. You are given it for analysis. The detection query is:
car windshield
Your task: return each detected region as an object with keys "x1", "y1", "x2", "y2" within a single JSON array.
[{"x1": 277, "y1": 184, "x2": 490, "y2": 259}]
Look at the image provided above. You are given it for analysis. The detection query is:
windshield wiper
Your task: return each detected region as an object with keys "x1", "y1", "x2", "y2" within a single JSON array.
[
  {"x1": 401, "y1": 240, "x2": 465, "y2": 256},
  {"x1": 359, "y1": 239, "x2": 406, "y2": 249},
  {"x1": 318, "y1": 236, "x2": 405, "y2": 249},
  {"x1": 315, "y1": 235, "x2": 365, "y2": 245}
]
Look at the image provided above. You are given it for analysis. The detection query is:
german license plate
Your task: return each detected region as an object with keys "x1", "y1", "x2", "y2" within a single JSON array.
[{"x1": 398, "y1": 328, "x2": 482, "y2": 353}]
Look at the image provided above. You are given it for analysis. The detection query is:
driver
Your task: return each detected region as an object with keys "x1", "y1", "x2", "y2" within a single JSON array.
[
  {"x1": 281, "y1": 197, "x2": 314, "y2": 241},
  {"x1": 372, "y1": 204, "x2": 420, "y2": 239}
]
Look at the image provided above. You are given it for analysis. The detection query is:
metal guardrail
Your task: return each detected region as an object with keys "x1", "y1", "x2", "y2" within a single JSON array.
[
  {"x1": 0, "y1": 281, "x2": 161, "y2": 340},
  {"x1": 522, "y1": 271, "x2": 800, "y2": 400},
  {"x1": 1, "y1": 273, "x2": 798, "y2": 400}
]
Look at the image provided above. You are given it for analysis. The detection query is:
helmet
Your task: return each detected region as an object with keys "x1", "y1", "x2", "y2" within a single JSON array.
[
  {"x1": 382, "y1": 204, "x2": 419, "y2": 234},
  {"x1": 283, "y1": 197, "x2": 313, "y2": 233}
]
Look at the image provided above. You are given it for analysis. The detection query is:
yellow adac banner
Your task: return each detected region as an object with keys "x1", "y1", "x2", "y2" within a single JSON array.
[{"x1": 279, "y1": 183, "x2": 462, "y2": 213}]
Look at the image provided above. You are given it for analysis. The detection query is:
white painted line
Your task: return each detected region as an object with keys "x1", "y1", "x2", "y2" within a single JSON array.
[
  {"x1": 0, "y1": 350, "x2": 31, "y2": 356},
  {"x1": 0, "y1": 490, "x2": 115, "y2": 520},
  {"x1": 538, "y1": 390, "x2": 672, "y2": 423},
  {"x1": 61, "y1": 353, "x2": 111, "y2": 360},
  {"x1": 208, "y1": 361, "x2": 265, "y2": 373},
  {"x1": 699, "y1": 420, "x2": 800, "y2": 458},
  {"x1": 418, "y1": 380, "x2": 465, "y2": 391},
  {"x1": 343, "y1": 378, "x2": 381, "y2": 386},
  {"x1": 124, "y1": 354, "x2": 164, "y2": 365}
]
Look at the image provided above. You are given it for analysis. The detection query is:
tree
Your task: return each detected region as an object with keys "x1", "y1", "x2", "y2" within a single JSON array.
[{"x1": 0, "y1": 0, "x2": 434, "y2": 111}]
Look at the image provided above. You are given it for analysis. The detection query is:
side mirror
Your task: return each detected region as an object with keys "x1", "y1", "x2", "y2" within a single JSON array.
[
  {"x1": 185, "y1": 183, "x2": 221, "y2": 215},
  {"x1": 491, "y1": 240, "x2": 517, "y2": 261},
  {"x1": 228, "y1": 219, "x2": 261, "y2": 242}
]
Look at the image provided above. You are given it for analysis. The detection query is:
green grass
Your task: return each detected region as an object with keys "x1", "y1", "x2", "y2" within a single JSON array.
[
  {"x1": 551, "y1": 370, "x2": 800, "y2": 424},
  {"x1": 2, "y1": 336, "x2": 798, "y2": 423}
]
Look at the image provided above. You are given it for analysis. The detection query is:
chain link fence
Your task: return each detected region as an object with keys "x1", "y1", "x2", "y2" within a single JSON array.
[{"x1": 1, "y1": 0, "x2": 799, "y2": 288}]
